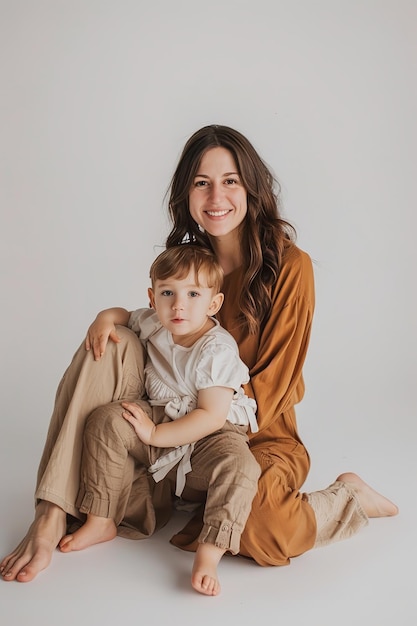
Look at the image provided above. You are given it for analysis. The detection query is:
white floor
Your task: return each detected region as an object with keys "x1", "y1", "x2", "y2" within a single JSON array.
[
  {"x1": 1, "y1": 2, "x2": 416, "y2": 624},
  {"x1": 0, "y1": 412, "x2": 415, "y2": 626}
]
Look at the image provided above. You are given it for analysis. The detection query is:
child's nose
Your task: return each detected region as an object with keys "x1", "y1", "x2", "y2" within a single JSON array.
[{"x1": 172, "y1": 299, "x2": 184, "y2": 311}]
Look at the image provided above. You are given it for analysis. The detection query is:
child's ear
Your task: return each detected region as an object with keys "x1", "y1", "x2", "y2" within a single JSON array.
[
  {"x1": 209, "y1": 292, "x2": 224, "y2": 316},
  {"x1": 148, "y1": 287, "x2": 156, "y2": 309}
]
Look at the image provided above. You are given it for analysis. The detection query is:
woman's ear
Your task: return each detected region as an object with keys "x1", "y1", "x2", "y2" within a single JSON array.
[
  {"x1": 148, "y1": 287, "x2": 156, "y2": 309},
  {"x1": 208, "y1": 292, "x2": 224, "y2": 316}
]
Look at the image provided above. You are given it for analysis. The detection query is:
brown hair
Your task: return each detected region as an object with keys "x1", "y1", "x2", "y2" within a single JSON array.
[
  {"x1": 150, "y1": 245, "x2": 223, "y2": 293},
  {"x1": 165, "y1": 124, "x2": 296, "y2": 333}
]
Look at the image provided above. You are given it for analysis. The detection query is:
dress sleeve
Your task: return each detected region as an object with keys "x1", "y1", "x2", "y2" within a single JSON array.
[{"x1": 246, "y1": 249, "x2": 315, "y2": 432}]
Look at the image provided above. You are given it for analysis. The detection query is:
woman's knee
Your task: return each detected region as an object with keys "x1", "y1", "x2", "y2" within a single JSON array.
[
  {"x1": 102, "y1": 325, "x2": 144, "y2": 362},
  {"x1": 93, "y1": 326, "x2": 146, "y2": 401},
  {"x1": 114, "y1": 325, "x2": 139, "y2": 342}
]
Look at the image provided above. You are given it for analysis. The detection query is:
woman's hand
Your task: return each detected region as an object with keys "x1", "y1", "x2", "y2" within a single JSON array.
[
  {"x1": 85, "y1": 308, "x2": 130, "y2": 360},
  {"x1": 122, "y1": 401, "x2": 156, "y2": 445}
]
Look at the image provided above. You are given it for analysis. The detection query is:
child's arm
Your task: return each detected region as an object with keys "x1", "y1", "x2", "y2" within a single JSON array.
[
  {"x1": 122, "y1": 386, "x2": 234, "y2": 447},
  {"x1": 85, "y1": 307, "x2": 131, "y2": 360}
]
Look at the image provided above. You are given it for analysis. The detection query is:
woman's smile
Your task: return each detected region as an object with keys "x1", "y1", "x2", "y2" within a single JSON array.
[{"x1": 189, "y1": 147, "x2": 247, "y2": 237}]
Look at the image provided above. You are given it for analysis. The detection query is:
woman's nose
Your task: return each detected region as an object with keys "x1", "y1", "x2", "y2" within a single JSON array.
[{"x1": 209, "y1": 182, "x2": 223, "y2": 204}]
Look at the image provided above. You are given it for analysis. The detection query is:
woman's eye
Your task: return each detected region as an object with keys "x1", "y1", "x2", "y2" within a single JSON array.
[
  {"x1": 225, "y1": 178, "x2": 238, "y2": 185},
  {"x1": 194, "y1": 180, "x2": 208, "y2": 187}
]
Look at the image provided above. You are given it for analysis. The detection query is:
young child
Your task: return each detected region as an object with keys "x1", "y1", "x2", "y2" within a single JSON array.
[{"x1": 59, "y1": 245, "x2": 260, "y2": 596}]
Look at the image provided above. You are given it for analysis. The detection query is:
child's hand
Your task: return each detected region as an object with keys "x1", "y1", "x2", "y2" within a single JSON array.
[
  {"x1": 122, "y1": 402, "x2": 156, "y2": 445},
  {"x1": 85, "y1": 318, "x2": 121, "y2": 360}
]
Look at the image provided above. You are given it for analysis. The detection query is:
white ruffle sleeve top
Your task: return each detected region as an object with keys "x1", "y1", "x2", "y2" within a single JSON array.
[{"x1": 128, "y1": 308, "x2": 258, "y2": 496}]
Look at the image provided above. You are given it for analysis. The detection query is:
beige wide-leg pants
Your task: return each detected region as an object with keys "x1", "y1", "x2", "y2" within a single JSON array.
[{"x1": 35, "y1": 326, "x2": 169, "y2": 538}]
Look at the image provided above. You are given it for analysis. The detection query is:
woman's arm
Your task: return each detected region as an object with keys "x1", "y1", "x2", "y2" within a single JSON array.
[
  {"x1": 248, "y1": 293, "x2": 313, "y2": 431},
  {"x1": 122, "y1": 386, "x2": 234, "y2": 447},
  {"x1": 85, "y1": 307, "x2": 131, "y2": 360},
  {"x1": 243, "y1": 247, "x2": 315, "y2": 432}
]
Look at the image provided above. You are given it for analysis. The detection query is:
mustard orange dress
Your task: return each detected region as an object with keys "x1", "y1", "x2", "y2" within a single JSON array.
[{"x1": 170, "y1": 241, "x2": 317, "y2": 565}]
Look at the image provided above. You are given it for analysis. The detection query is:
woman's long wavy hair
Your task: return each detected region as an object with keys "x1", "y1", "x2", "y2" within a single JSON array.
[{"x1": 165, "y1": 124, "x2": 296, "y2": 334}]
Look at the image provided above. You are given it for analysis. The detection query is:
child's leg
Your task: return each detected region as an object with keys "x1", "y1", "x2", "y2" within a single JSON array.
[
  {"x1": 182, "y1": 424, "x2": 261, "y2": 595},
  {"x1": 59, "y1": 401, "x2": 151, "y2": 552},
  {"x1": 192, "y1": 543, "x2": 225, "y2": 596}
]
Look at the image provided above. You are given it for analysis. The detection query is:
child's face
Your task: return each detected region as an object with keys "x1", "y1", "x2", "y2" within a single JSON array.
[{"x1": 148, "y1": 270, "x2": 223, "y2": 344}]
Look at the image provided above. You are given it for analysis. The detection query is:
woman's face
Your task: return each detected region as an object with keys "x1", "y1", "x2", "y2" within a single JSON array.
[{"x1": 188, "y1": 147, "x2": 248, "y2": 239}]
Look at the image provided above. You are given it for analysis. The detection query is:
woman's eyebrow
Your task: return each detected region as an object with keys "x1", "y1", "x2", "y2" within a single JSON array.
[{"x1": 194, "y1": 171, "x2": 239, "y2": 177}]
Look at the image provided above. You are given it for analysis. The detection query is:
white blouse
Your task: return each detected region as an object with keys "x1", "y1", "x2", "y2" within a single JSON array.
[{"x1": 128, "y1": 308, "x2": 258, "y2": 495}]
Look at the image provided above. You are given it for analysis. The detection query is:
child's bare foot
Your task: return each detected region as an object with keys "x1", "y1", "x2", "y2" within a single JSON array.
[
  {"x1": 59, "y1": 514, "x2": 117, "y2": 552},
  {"x1": 0, "y1": 501, "x2": 67, "y2": 582},
  {"x1": 191, "y1": 543, "x2": 225, "y2": 596},
  {"x1": 337, "y1": 472, "x2": 399, "y2": 518}
]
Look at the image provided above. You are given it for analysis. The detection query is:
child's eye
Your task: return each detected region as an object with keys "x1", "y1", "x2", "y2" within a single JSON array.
[
  {"x1": 161, "y1": 290, "x2": 174, "y2": 297},
  {"x1": 189, "y1": 291, "x2": 200, "y2": 298}
]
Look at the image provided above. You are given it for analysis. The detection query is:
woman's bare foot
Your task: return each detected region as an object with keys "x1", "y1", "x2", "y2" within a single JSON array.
[
  {"x1": 191, "y1": 543, "x2": 225, "y2": 596},
  {"x1": 337, "y1": 472, "x2": 399, "y2": 518},
  {"x1": 0, "y1": 501, "x2": 67, "y2": 583},
  {"x1": 59, "y1": 514, "x2": 117, "y2": 552}
]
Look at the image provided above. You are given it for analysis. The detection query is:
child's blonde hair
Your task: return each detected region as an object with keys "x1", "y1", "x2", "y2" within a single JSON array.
[{"x1": 150, "y1": 245, "x2": 223, "y2": 293}]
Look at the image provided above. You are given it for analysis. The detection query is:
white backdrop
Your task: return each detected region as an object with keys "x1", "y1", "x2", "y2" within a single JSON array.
[
  {"x1": 0, "y1": 2, "x2": 416, "y2": 618},
  {"x1": 1, "y1": 1, "x2": 416, "y2": 622}
]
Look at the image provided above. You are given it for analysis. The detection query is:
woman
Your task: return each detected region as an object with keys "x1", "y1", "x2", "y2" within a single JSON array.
[{"x1": 0, "y1": 125, "x2": 398, "y2": 583}]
